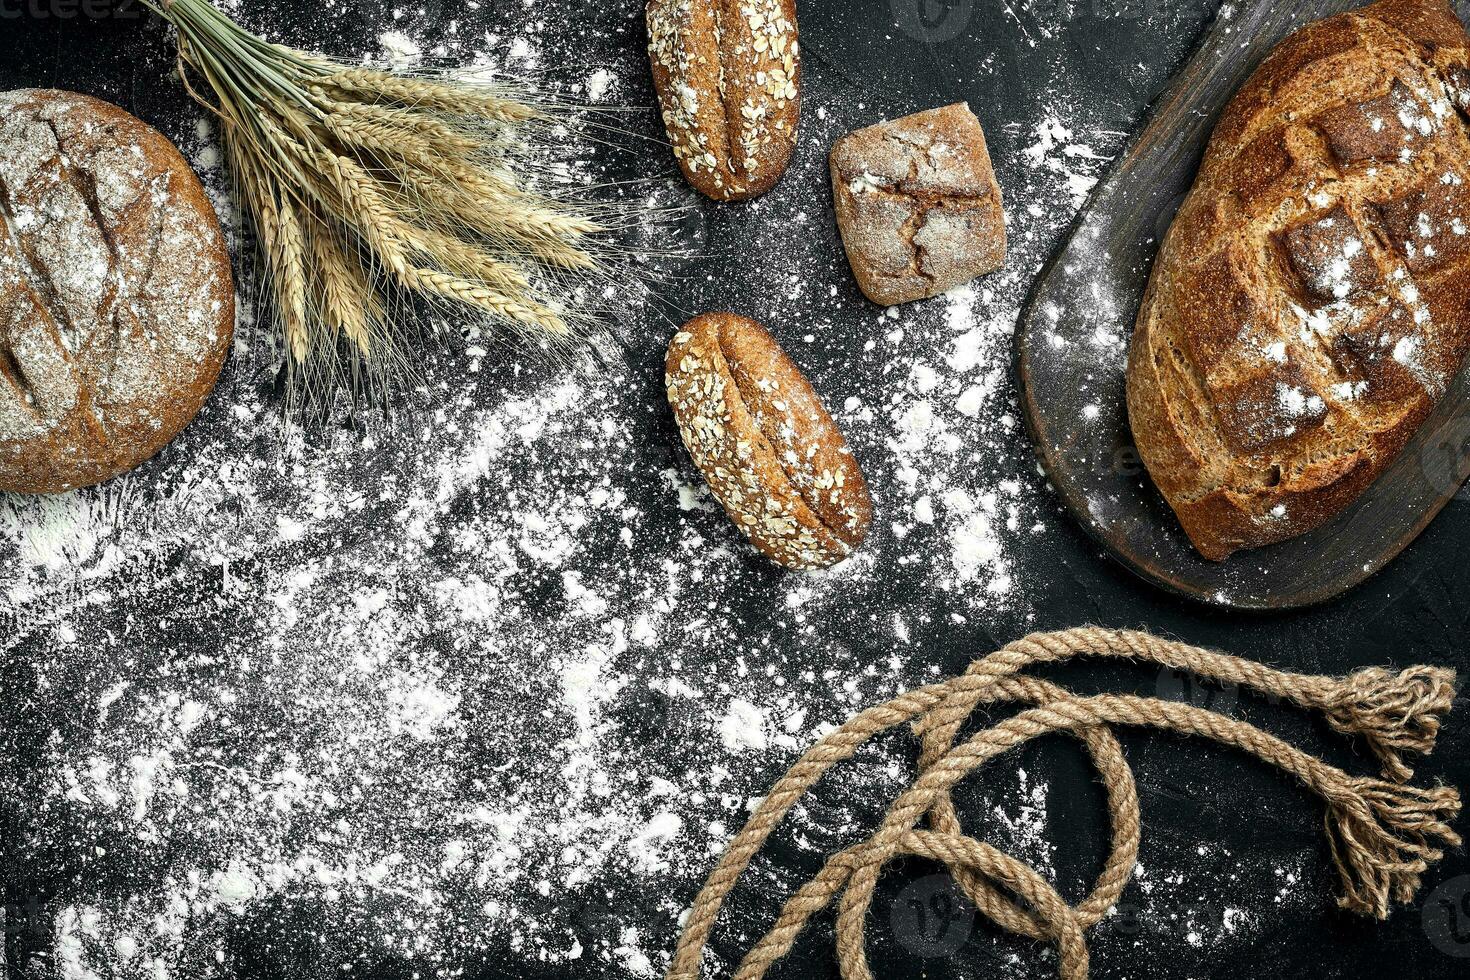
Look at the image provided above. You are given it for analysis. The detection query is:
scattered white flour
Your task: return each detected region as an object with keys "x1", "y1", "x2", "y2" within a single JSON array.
[
  {"x1": 586, "y1": 67, "x2": 617, "y2": 102},
  {"x1": 377, "y1": 29, "x2": 422, "y2": 66},
  {"x1": 0, "y1": 4, "x2": 1296, "y2": 980},
  {"x1": 717, "y1": 698, "x2": 770, "y2": 752},
  {"x1": 1024, "y1": 117, "x2": 1118, "y2": 206}
]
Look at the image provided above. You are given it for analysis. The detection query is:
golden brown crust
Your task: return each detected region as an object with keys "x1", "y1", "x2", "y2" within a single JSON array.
[
  {"x1": 0, "y1": 89, "x2": 234, "y2": 494},
  {"x1": 645, "y1": 0, "x2": 800, "y2": 202},
  {"x1": 830, "y1": 103, "x2": 1006, "y2": 306},
  {"x1": 664, "y1": 312, "x2": 872, "y2": 569},
  {"x1": 1128, "y1": 0, "x2": 1470, "y2": 561}
]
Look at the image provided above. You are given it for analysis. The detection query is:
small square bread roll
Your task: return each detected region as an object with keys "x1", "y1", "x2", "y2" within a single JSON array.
[{"x1": 830, "y1": 103, "x2": 1006, "y2": 306}]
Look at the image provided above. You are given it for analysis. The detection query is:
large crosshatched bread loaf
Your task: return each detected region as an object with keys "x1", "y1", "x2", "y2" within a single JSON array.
[
  {"x1": 0, "y1": 89, "x2": 234, "y2": 494},
  {"x1": 1128, "y1": 0, "x2": 1470, "y2": 561}
]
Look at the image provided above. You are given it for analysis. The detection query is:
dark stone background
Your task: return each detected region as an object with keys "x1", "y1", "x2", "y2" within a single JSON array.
[{"x1": 2, "y1": 0, "x2": 1469, "y2": 978}]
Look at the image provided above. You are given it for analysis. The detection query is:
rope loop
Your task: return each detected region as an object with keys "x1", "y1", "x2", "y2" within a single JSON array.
[{"x1": 665, "y1": 627, "x2": 1461, "y2": 980}]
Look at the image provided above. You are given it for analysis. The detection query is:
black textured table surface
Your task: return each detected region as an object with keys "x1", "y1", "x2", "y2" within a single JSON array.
[{"x1": 2, "y1": 2, "x2": 1469, "y2": 979}]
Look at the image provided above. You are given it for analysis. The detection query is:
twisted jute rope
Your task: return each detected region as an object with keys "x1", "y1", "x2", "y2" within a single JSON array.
[{"x1": 665, "y1": 626, "x2": 1462, "y2": 980}]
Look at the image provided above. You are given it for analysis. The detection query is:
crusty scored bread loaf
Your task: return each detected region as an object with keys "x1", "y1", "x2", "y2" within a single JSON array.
[
  {"x1": 1128, "y1": 0, "x2": 1470, "y2": 561},
  {"x1": 646, "y1": 0, "x2": 800, "y2": 202},
  {"x1": 830, "y1": 103, "x2": 1006, "y2": 306},
  {"x1": 665, "y1": 313, "x2": 872, "y2": 569},
  {"x1": 0, "y1": 89, "x2": 234, "y2": 494}
]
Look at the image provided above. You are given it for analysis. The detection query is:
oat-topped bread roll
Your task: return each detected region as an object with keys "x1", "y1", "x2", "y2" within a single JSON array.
[
  {"x1": 0, "y1": 89, "x2": 233, "y2": 494},
  {"x1": 830, "y1": 103, "x2": 1006, "y2": 306},
  {"x1": 645, "y1": 0, "x2": 800, "y2": 202},
  {"x1": 665, "y1": 313, "x2": 872, "y2": 570},
  {"x1": 1128, "y1": 0, "x2": 1470, "y2": 561}
]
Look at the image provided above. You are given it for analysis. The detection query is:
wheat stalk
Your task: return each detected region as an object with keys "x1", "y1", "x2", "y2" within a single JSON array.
[
  {"x1": 141, "y1": 0, "x2": 636, "y2": 408},
  {"x1": 313, "y1": 69, "x2": 545, "y2": 124}
]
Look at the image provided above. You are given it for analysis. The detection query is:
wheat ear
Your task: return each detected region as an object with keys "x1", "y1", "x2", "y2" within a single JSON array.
[
  {"x1": 309, "y1": 223, "x2": 376, "y2": 357},
  {"x1": 315, "y1": 69, "x2": 545, "y2": 124},
  {"x1": 145, "y1": 0, "x2": 649, "y2": 406}
]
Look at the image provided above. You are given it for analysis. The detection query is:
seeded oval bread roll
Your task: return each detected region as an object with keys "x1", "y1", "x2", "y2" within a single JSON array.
[
  {"x1": 645, "y1": 0, "x2": 800, "y2": 202},
  {"x1": 0, "y1": 89, "x2": 234, "y2": 494},
  {"x1": 665, "y1": 313, "x2": 872, "y2": 569},
  {"x1": 1127, "y1": 0, "x2": 1470, "y2": 561}
]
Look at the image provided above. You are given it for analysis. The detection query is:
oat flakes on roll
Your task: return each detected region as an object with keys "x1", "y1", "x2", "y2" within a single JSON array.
[
  {"x1": 645, "y1": 0, "x2": 800, "y2": 202},
  {"x1": 665, "y1": 313, "x2": 872, "y2": 570},
  {"x1": 831, "y1": 103, "x2": 1006, "y2": 306},
  {"x1": 1128, "y1": 0, "x2": 1470, "y2": 561},
  {"x1": 0, "y1": 89, "x2": 234, "y2": 494}
]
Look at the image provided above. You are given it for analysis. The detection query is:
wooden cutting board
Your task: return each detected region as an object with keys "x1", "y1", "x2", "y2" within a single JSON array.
[{"x1": 1016, "y1": 0, "x2": 1470, "y2": 611}]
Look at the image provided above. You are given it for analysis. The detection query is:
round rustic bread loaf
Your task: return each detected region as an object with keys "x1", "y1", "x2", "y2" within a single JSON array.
[
  {"x1": 0, "y1": 89, "x2": 234, "y2": 494},
  {"x1": 665, "y1": 313, "x2": 872, "y2": 570}
]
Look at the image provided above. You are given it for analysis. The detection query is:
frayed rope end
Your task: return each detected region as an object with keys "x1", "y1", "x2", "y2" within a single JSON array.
[
  {"x1": 1326, "y1": 777, "x2": 1462, "y2": 919},
  {"x1": 1325, "y1": 666, "x2": 1458, "y2": 782}
]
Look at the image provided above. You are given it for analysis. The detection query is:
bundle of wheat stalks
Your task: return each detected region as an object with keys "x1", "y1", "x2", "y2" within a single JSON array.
[{"x1": 142, "y1": 0, "x2": 628, "y2": 404}]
